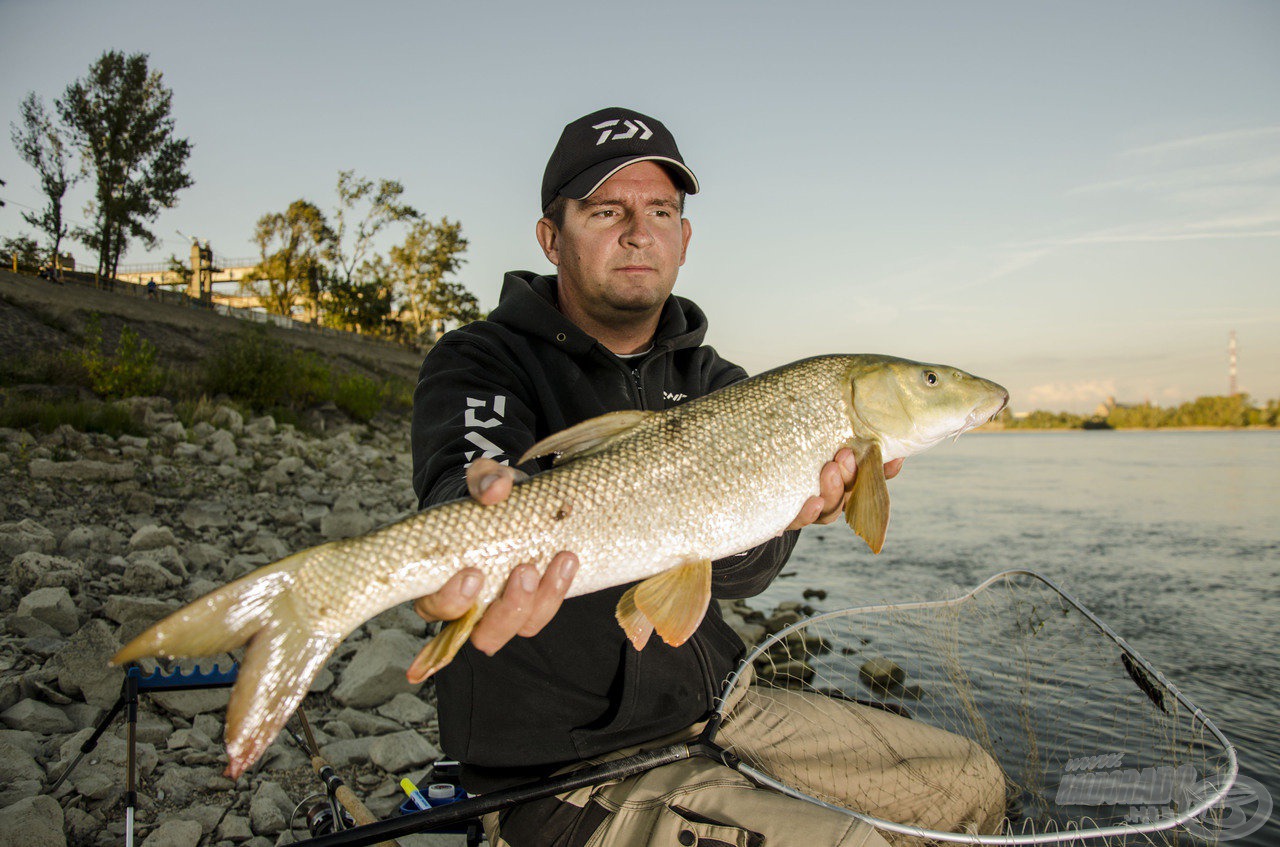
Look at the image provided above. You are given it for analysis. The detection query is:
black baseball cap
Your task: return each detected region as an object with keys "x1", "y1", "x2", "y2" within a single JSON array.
[{"x1": 541, "y1": 107, "x2": 700, "y2": 212}]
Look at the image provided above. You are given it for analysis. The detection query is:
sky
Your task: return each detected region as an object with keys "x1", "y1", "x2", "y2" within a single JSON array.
[{"x1": 1, "y1": 1, "x2": 1277, "y2": 413}]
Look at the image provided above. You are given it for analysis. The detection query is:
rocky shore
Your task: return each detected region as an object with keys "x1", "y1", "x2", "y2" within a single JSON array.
[{"x1": 0, "y1": 402, "x2": 839, "y2": 847}]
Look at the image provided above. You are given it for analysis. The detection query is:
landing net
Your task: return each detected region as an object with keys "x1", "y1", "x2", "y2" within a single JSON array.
[{"x1": 713, "y1": 570, "x2": 1236, "y2": 845}]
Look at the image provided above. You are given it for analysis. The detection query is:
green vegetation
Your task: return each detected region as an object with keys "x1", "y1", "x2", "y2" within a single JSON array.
[
  {"x1": 1000, "y1": 395, "x2": 1280, "y2": 430},
  {"x1": 0, "y1": 316, "x2": 412, "y2": 431},
  {"x1": 0, "y1": 398, "x2": 145, "y2": 437}
]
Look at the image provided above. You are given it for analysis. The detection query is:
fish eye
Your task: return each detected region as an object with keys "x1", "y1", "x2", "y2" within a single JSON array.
[{"x1": 924, "y1": 371, "x2": 939, "y2": 386}]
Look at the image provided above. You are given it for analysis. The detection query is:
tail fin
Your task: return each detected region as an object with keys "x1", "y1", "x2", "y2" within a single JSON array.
[{"x1": 112, "y1": 550, "x2": 344, "y2": 778}]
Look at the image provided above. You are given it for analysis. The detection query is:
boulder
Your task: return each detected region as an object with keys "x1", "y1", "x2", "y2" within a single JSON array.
[
  {"x1": 210, "y1": 405, "x2": 244, "y2": 434},
  {"x1": 140, "y1": 819, "x2": 202, "y2": 847},
  {"x1": 859, "y1": 657, "x2": 906, "y2": 692},
  {"x1": 207, "y1": 429, "x2": 237, "y2": 459},
  {"x1": 181, "y1": 500, "x2": 230, "y2": 530},
  {"x1": 9, "y1": 552, "x2": 86, "y2": 593},
  {"x1": 128, "y1": 525, "x2": 177, "y2": 552},
  {"x1": 318, "y1": 737, "x2": 374, "y2": 769},
  {"x1": 1, "y1": 699, "x2": 73, "y2": 734},
  {"x1": 320, "y1": 509, "x2": 374, "y2": 542},
  {"x1": 0, "y1": 795, "x2": 65, "y2": 847},
  {"x1": 0, "y1": 519, "x2": 56, "y2": 559},
  {"x1": 376, "y1": 693, "x2": 437, "y2": 726},
  {"x1": 369, "y1": 730, "x2": 442, "y2": 773},
  {"x1": 331, "y1": 629, "x2": 423, "y2": 709},
  {"x1": 121, "y1": 557, "x2": 183, "y2": 593},
  {"x1": 13, "y1": 586, "x2": 79, "y2": 636},
  {"x1": 248, "y1": 781, "x2": 293, "y2": 836}
]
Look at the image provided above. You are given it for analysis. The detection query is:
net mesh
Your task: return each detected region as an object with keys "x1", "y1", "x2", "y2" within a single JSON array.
[{"x1": 713, "y1": 570, "x2": 1235, "y2": 845}]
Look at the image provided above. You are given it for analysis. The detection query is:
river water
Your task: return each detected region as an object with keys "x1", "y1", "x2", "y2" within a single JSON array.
[{"x1": 750, "y1": 431, "x2": 1279, "y2": 846}]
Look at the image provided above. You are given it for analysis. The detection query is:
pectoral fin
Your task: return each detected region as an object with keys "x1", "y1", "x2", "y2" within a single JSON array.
[
  {"x1": 615, "y1": 588, "x2": 655, "y2": 651},
  {"x1": 846, "y1": 441, "x2": 891, "y2": 554},
  {"x1": 621, "y1": 558, "x2": 713, "y2": 648},
  {"x1": 519, "y1": 410, "x2": 653, "y2": 466},
  {"x1": 406, "y1": 604, "x2": 484, "y2": 683}
]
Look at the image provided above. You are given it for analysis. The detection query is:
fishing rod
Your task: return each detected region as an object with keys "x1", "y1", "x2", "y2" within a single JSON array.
[{"x1": 284, "y1": 707, "x2": 400, "y2": 847}]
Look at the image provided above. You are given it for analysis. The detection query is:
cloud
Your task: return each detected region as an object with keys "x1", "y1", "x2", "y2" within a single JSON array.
[{"x1": 1023, "y1": 379, "x2": 1118, "y2": 411}]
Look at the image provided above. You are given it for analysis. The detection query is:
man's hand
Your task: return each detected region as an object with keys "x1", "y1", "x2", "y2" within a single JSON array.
[
  {"x1": 785, "y1": 448, "x2": 904, "y2": 531},
  {"x1": 412, "y1": 458, "x2": 579, "y2": 655}
]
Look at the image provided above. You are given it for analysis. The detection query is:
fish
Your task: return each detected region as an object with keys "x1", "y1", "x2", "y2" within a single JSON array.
[{"x1": 112, "y1": 354, "x2": 1008, "y2": 777}]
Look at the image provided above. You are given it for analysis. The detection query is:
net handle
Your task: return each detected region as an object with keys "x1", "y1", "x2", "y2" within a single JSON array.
[{"x1": 711, "y1": 568, "x2": 1240, "y2": 844}]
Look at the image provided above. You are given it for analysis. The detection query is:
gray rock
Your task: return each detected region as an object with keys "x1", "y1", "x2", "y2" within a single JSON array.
[
  {"x1": 376, "y1": 693, "x2": 437, "y2": 726},
  {"x1": 124, "y1": 490, "x2": 155, "y2": 514},
  {"x1": 210, "y1": 405, "x2": 245, "y2": 434},
  {"x1": 58, "y1": 525, "x2": 107, "y2": 556},
  {"x1": 9, "y1": 552, "x2": 86, "y2": 593},
  {"x1": 247, "y1": 415, "x2": 276, "y2": 436},
  {"x1": 0, "y1": 729, "x2": 40, "y2": 758},
  {"x1": 0, "y1": 794, "x2": 65, "y2": 847},
  {"x1": 0, "y1": 738, "x2": 43, "y2": 782},
  {"x1": 181, "y1": 500, "x2": 230, "y2": 530},
  {"x1": 62, "y1": 807, "x2": 99, "y2": 846},
  {"x1": 135, "y1": 711, "x2": 174, "y2": 746},
  {"x1": 128, "y1": 525, "x2": 177, "y2": 552},
  {"x1": 249, "y1": 781, "x2": 292, "y2": 836},
  {"x1": 0, "y1": 519, "x2": 56, "y2": 559},
  {"x1": 217, "y1": 813, "x2": 253, "y2": 842},
  {"x1": 318, "y1": 737, "x2": 374, "y2": 769},
  {"x1": 168, "y1": 726, "x2": 213, "y2": 750},
  {"x1": 207, "y1": 429, "x2": 238, "y2": 459},
  {"x1": 859, "y1": 657, "x2": 906, "y2": 692},
  {"x1": 151, "y1": 767, "x2": 195, "y2": 806},
  {"x1": 14, "y1": 586, "x2": 79, "y2": 636},
  {"x1": 140, "y1": 820, "x2": 202, "y2": 847},
  {"x1": 335, "y1": 707, "x2": 402, "y2": 737},
  {"x1": 102, "y1": 595, "x2": 179, "y2": 626},
  {"x1": 331, "y1": 629, "x2": 424, "y2": 709},
  {"x1": 28, "y1": 458, "x2": 135, "y2": 482},
  {"x1": 367, "y1": 603, "x2": 429, "y2": 637},
  {"x1": 183, "y1": 804, "x2": 227, "y2": 837},
  {"x1": 253, "y1": 534, "x2": 290, "y2": 560},
  {"x1": 157, "y1": 421, "x2": 187, "y2": 442},
  {"x1": 121, "y1": 557, "x2": 183, "y2": 593},
  {"x1": 1, "y1": 699, "x2": 73, "y2": 734},
  {"x1": 369, "y1": 729, "x2": 442, "y2": 773},
  {"x1": 185, "y1": 542, "x2": 226, "y2": 570}
]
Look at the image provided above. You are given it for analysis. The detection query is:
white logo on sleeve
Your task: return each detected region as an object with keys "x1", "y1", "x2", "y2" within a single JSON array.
[
  {"x1": 592, "y1": 118, "x2": 653, "y2": 145},
  {"x1": 463, "y1": 395, "x2": 510, "y2": 466}
]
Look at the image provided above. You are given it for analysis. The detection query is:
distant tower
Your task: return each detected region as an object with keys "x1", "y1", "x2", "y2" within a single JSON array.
[{"x1": 1228, "y1": 331, "x2": 1238, "y2": 396}]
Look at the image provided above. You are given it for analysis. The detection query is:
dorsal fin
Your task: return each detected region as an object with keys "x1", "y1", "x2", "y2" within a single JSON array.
[{"x1": 519, "y1": 410, "x2": 653, "y2": 466}]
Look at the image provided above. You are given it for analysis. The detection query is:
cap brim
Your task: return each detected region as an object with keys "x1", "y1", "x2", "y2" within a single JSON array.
[{"x1": 559, "y1": 156, "x2": 700, "y2": 204}]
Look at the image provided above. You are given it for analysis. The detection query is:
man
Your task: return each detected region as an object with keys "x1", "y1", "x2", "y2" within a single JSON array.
[{"x1": 410, "y1": 108, "x2": 1001, "y2": 846}]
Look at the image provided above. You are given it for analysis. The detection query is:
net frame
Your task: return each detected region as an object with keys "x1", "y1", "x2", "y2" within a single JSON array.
[{"x1": 712, "y1": 569, "x2": 1238, "y2": 845}]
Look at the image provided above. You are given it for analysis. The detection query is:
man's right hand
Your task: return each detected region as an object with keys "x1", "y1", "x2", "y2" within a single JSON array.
[{"x1": 412, "y1": 458, "x2": 579, "y2": 655}]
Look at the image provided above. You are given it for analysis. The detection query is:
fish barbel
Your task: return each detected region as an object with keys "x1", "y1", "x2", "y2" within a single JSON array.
[{"x1": 113, "y1": 354, "x2": 1008, "y2": 777}]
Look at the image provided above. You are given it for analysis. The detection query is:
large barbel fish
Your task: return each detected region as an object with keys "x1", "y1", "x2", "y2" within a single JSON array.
[{"x1": 114, "y1": 354, "x2": 1007, "y2": 777}]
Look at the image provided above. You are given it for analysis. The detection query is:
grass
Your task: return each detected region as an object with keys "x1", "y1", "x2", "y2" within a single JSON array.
[
  {"x1": 0, "y1": 397, "x2": 146, "y2": 437},
  {"x1": 0, "y1": 314, "x2": 413, "y2": 431}
]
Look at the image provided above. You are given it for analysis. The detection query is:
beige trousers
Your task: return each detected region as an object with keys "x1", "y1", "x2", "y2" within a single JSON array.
[{"x1": 484, "y1": 685, "x2": 1005, "y2": 847}]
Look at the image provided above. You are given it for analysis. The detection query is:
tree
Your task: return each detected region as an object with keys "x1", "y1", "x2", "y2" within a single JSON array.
[
  {"x1": 56, "y1": 51, "x2": 193, "y2": 280},
  {"x1": 1, "y1": 234, "x2": 41, "y2": 272},
  {"x1": 10, "y1": 93, "x2": 77, "y2": 266},
  {"x1": 389, "y1": 217, "x2": 477, "y2": 342},
  {"x1": 330, "y1": 170, "x2": 419, "y2": 286},
  {"x1": 243, "y1": 200, "x2": 336, "y2": 319},
  {"x1": 322, "y1": 255, "x2": 395, "y2": 334}
]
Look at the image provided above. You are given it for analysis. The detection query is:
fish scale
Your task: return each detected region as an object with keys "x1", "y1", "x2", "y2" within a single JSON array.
[{"x1": 114, "y1": 353, "x2": 1008, "y2": 777}]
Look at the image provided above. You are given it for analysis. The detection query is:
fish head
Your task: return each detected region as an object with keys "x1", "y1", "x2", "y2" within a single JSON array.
[{"x1": 848, "y1": 357, "x2": 1009, "y2": 459}]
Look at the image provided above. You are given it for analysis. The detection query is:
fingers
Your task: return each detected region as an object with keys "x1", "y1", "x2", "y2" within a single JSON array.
[
  {"x1": 885, "y1": 458, "x2": 904, "y2": 479},
  {"x1": 466, "y1": 458, "x2": 529, "y2": 506},
  {"x1": 472, "y1": 553, "x2": 579, "y2": 654},
  {"x1": 413, "y1": 567, "x2": 484, "y2": 623},
  {"x1": 789, "y1": 449, "x2": 856, "y2": 530}
]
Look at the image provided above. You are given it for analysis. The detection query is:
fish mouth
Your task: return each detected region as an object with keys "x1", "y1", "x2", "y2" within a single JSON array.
[{"x1": 960, "y1": 390, "x2": 1010, "y2": 434}]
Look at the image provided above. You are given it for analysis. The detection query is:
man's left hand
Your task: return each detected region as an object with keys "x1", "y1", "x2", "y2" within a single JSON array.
[{"x1": 786, "y1": 448, "x2": 903, "y2": 531}]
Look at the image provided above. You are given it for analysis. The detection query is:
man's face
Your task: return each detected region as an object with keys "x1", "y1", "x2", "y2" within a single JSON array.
[{"x1": 537, "y1": 161, "x2": 692, "y2": 329}]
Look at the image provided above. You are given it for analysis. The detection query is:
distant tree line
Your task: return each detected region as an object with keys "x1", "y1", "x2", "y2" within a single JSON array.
[
  {"x1": 241, "y1": 171, "x2": 479, "y2": 345},
  {"x1": 6, "y1": 50, "x2": 192, "y2": 280},
  {"x1": 999, "y1": 394, "x2": 1280, "y2": 430}
]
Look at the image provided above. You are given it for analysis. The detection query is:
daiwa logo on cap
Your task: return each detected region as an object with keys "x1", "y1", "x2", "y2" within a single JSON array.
[{"x1": 592, "y1": 118, "x2": 654, "y2": 145}]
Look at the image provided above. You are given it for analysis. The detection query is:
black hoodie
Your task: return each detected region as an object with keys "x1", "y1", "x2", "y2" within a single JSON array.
[{"x1": 411, "y1": 272, "x2": 798, "y2": 792}]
